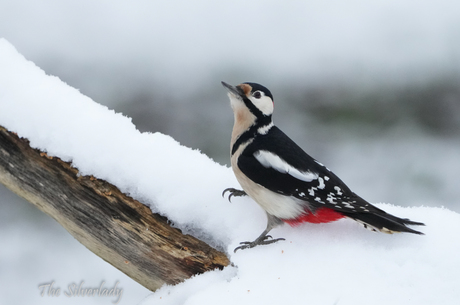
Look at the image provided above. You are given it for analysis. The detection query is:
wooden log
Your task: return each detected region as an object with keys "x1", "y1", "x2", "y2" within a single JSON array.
[{"x1": 0, "y1": 125, "x2": 230, "y2": 291}]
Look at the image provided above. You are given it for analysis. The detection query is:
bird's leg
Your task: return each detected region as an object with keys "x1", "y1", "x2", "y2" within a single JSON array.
[
  {"x1": 222, "y1": 187, "x2": 247, "y2": 202},
  {"x1": 234, "y1": 213, "x2": 285, "y2": 252}
]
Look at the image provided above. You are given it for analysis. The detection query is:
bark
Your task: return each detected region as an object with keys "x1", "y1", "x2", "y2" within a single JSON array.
[{"x1": 0, "y1": 125, "x2": 230, "y2": 291}]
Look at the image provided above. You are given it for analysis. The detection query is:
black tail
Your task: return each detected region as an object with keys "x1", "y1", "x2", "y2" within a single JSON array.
[{"x1": 343, "y1": 211, "x2": 425, "y2": 235}]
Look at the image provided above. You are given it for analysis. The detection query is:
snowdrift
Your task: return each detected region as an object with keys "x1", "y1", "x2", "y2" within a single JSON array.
[{"x1": 1, "y1": 39, "x2": 459, "y2": 305}]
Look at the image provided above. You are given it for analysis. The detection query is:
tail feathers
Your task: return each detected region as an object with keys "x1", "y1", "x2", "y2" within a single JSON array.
[
  {"x1": 382, "y1": 213, "x2": 425, "y2": 227},
  {"x1": 344, "y1": 212, "x2": 425, "y2": 235}
]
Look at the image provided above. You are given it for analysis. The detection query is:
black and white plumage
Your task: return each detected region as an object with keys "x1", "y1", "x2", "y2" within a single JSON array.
[{"x1": 221, "y1": 81, "x2": 424, "y2": 252}]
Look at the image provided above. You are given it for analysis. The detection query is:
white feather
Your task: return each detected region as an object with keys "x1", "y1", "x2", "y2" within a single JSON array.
[
  {"x1": 254, "y1": 150, "x2": 318, "y2": 182},
  {"x1": 257, "y1": 122, "x2": 274, "y2": 135},
  {"x1": 232, "y1": 143, "x2": 305, "y2": 218}
]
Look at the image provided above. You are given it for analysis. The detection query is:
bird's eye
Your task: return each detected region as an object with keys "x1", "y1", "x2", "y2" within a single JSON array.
[{"x1": 253, "y1": 91, "x2": 262, "y2": 99}]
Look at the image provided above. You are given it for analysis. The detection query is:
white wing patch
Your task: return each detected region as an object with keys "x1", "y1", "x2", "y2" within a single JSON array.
[{"x1": 254, "y1": 150, "x2": 318, "y2": 182}]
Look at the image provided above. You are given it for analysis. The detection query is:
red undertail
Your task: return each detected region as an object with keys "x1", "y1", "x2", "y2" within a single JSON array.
[{"x1": 283, "y1": 207, "x2": 345, "y2": 226}]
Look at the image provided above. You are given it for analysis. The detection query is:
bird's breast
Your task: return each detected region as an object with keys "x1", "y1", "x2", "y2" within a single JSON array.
[{"x1": 231, "y1": 142, "x2": 306, "y2": 219}]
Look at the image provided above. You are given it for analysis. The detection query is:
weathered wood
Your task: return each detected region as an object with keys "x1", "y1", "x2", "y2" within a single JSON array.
[{"x1": 0, "y1": 125, "x2": 229, "y2": 291}]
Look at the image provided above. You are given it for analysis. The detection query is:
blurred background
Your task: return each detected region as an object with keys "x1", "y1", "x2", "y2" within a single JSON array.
[{"x1": 1, "y1": 0, "x2": 459, "y2": 304}]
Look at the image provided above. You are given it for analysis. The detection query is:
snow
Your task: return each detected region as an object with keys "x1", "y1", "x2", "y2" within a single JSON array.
[
  {"x1": 146, "y1": 207, "x2": 459, "y2": 305},
  {"x1": 1, "y1": 39, "x2": 460, "y2": 304}
]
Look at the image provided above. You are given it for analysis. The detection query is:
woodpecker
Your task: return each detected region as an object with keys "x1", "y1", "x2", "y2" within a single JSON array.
[{"x1": 221, "y1": 81, "x2": 424, "y2": 252}]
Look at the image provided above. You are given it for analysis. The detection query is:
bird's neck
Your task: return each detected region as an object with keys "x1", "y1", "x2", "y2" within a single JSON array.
[
  {"x1": 231, "y1": 118, "x2": 273, "y2": 156},
  {"x1": 231, "y1": 109, "x2": 257, "y2": 147}
]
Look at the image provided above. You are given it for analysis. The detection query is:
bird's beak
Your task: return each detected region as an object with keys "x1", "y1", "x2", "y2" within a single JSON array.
[{"x1": 221, "y1": 81, "x2": 244, "y2": 99}]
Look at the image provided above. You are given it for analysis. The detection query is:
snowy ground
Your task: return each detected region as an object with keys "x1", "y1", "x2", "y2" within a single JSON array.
[{"x1": 1, "y1": 39, "x2": 460, "y2": 304}]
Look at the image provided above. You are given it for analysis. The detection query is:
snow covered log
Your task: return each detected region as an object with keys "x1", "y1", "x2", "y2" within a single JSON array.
[
  {"x1": 0, "y1": 125, "x2": 229, "y2": 291},
  {"x1": 3, "y1": 38, "x2": 460, "y2": 305}
]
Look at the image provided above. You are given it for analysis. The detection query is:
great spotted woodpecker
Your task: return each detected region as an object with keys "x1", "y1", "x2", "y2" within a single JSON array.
[{"x1": 221, "y1": 81, "x2": 424, "y2": 252}]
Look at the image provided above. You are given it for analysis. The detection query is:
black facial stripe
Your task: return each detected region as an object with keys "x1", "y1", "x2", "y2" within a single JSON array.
[
  {"x1": 242, "y1": 96, "x2": 264, "y2": 118},
  {"x1": 231, "y1": 116, "x2": 272, "y2": 155}
]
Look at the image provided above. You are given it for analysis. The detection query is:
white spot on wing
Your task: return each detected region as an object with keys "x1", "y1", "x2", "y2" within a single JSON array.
[
  {"x1": 254, "y1": 150, "x2": 318, "y2": 182},
  {"x1": 342, "y1": 202, "x2": 355, "y2": 209},
  {"x1": 334, "y1": 186, "x2": 343, "y2": 195},
  {"x1": 327, "y1": 193, "x2": 336, "y2": 203},
  {"x1": 318, "y1": 177, "x2": 325, "y2": 189},
  {"x1": 314, "y1": 197, "x2": 324, "y2": 203}
]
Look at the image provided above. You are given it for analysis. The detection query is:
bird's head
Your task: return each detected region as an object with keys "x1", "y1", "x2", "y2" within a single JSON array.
[{"x1": 221, "y1": 81, "x2": 274, "y2": 120}]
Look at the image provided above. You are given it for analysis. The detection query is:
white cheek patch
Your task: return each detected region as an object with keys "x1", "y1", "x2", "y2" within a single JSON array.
[
  {"x1": 254, "y1": 150, "x2": 318, "y2": 182},
  {"x1": 250, "y1": 95, "x2": 274, "y2": 116}
]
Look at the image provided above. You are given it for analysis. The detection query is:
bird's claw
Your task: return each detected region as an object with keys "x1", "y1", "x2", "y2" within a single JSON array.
[
  {"x1": 234, "y1": 236, "x2": 285, "y2": 252},
  {"x1": 222, "y1": 188, "x2": 247, "y2": 202}
]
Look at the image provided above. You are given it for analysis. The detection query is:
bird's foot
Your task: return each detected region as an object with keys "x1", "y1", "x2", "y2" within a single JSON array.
[
  {"x1": 234, "y1": 235, "x2": 285, "y2": 252},
  {"x1": 222, "y1": 188, "x2": 247, "y2": 202}
]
